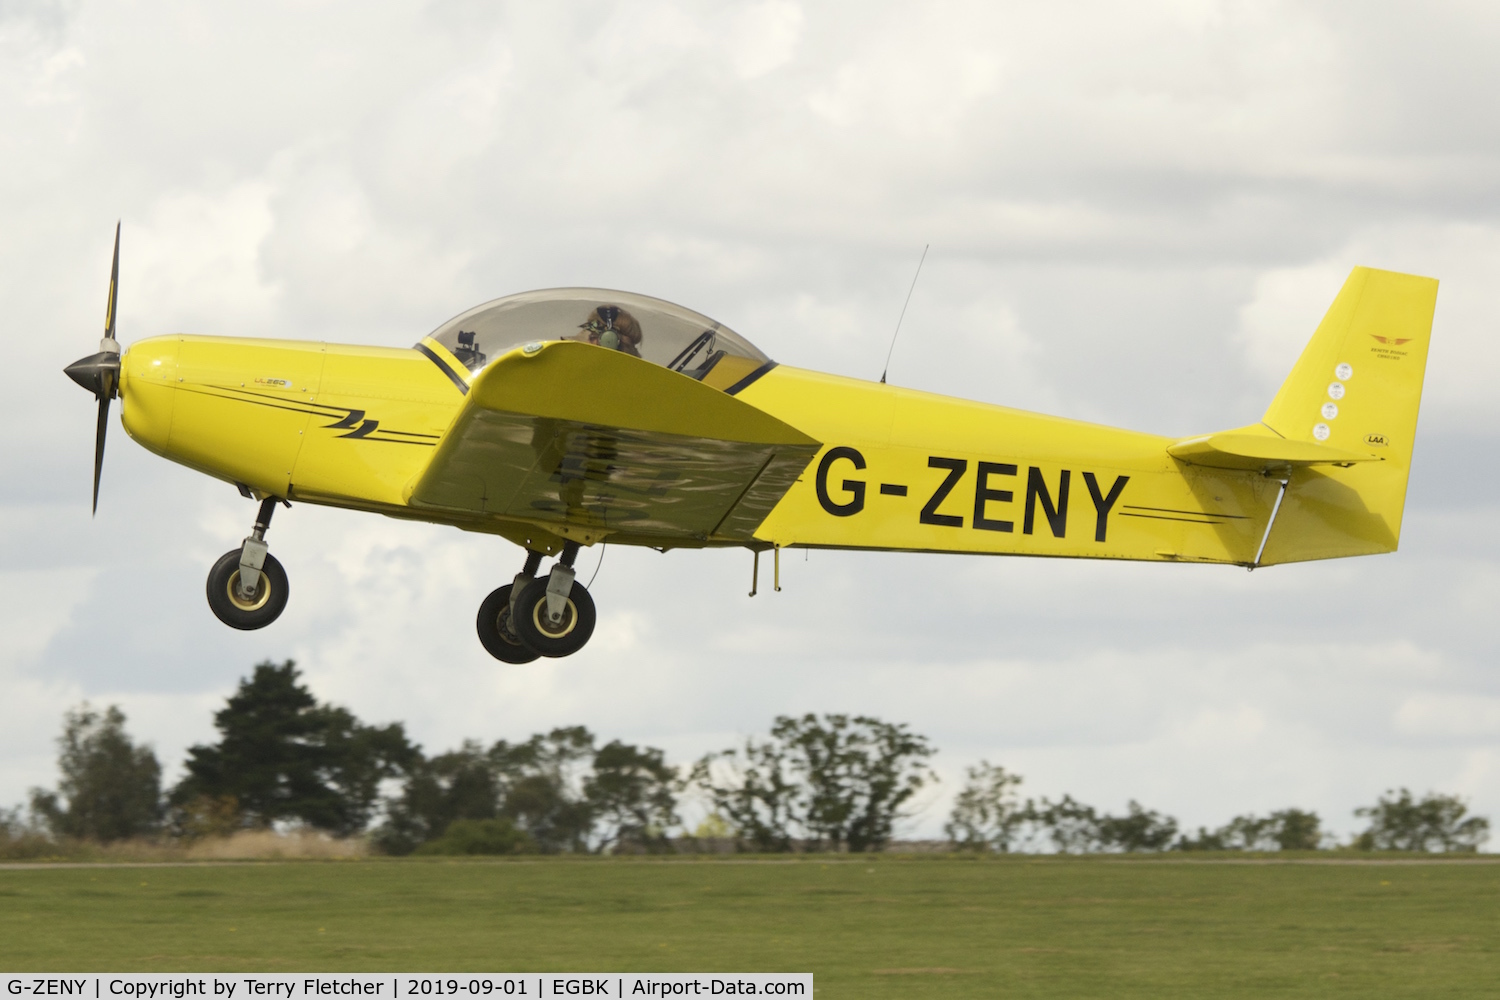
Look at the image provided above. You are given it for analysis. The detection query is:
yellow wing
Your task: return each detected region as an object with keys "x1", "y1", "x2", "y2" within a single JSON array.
[{"x1": 405, "y1": 341, "x2": 820, "y2": 544}]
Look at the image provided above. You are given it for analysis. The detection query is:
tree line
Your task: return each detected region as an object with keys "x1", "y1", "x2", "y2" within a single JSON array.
[
  {"x1": 943, "y1": 761, "x2": 1489, "y2": 853},
  {"x1": 3, "y1": 660, "x2": 1489, "y2": 856}
]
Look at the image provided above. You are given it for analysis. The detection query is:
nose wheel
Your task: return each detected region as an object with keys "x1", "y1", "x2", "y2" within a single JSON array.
[
  {"x1": 207, "y1": 496, "x2": 290, "y2": 630},
  {"x1": 477, "y1": 544, "x2": 596, "y2": 661}
]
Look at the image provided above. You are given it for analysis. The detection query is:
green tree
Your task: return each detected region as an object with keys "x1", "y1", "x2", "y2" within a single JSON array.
[
  {"x1": 1353, "y1": 789, "x2": 1489, "y2": 852},
  {"x1": 945, "y1": 761, "x2": 1027, "y2": 852},
  {"x1": 412, "y1": 818, "x2": 535, "y2": 856},
  {"x1": 494, "y1": 727, "x2": 596, "y2": 853},
  {"x1": 372, "y1": 740, "x2": 498, "y2": 855},
  {"x1": 1271, "y1": 809, "x2": 1323, "y2": 850},
  {"x1": 1030, "y1": 795, "x2": 1179, "y2": 853},
  {"x1": 1031, "y1": 795, "x2": 1104, "y2": 853},
  {"x1": 1178, "y1": 809, "x2": 1324, "y2": 851},
  {"x1": 30, "y1": 704, "x2": 161, "y2": 842},
  {"x1": 1174, "y1": 825, "x2": 1230, "y2": 851},
  {"x1": 695, "y1": 714, "x2": 936, "y2": 852},
  {"x1": 692, "y1": 735, "x2": 800, "y2": 852},
  {"x1": 585, "y1": 740, "x2": 678, "y2": 853},
  {"x1": 1097, "y1": 801, "x2": 1178, "y2": 852},
  {"x1": 777, "y1": 713, "x2": 936, "y2": 852},
  {"x1": 171, "y1": 661, "x2": 415, "y2": 836},
  {"x1": 374, "y1": 727, "x2": 598, "y2": 855}
]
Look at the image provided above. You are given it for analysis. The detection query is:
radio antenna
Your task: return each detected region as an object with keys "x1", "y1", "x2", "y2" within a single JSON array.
[{"x1": 880, "y1": 244, "x2": 928, "y2": 384}]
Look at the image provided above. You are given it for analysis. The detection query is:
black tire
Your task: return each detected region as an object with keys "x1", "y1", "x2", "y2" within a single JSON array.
[
  {"x1": 206, "y1": 549, "x2": 289, "y2": 630},
  {"x1": 512, "y1": 575, "x2": 596, "y2": 658},
  {"x1": 476, "y1": 584, "x2": 541, "y2": 663}
]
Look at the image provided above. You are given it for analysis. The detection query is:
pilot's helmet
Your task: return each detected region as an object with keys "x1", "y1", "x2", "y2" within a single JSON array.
[
  {"x1": 452, "y1": 329, "x2": 486, "y2": 369},
  {"x1": 579, "y1": 305, "x2": 643, "y2": 356}
]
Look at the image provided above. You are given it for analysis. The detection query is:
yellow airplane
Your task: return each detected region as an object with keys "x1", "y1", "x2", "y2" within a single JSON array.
[{"x1": 66, "y1": 225, "x2": 1438, "y2": 662}]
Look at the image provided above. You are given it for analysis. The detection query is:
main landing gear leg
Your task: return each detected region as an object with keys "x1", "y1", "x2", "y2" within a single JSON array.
[
  {"x1": 476, "y1": 549, "x2": 545, "y2": 663},
  {"x1": 206, "y1": 496, "x2": 290, "y2": 630},
  {"x1": 510, "y1": 542, "x2": 597, "y2": 659},
  {"x1": 544, "y1": 542, "x2": 580, "y2": 622},
  {"x1": 510, "y1": 549, "x2": 544, "y2": 620}
]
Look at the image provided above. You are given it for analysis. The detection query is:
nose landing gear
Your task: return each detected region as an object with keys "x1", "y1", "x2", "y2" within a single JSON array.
[
  {"x1": 206, "y1": 496, "x2": 290, "y2": 630},
  {"x1": 476, "y1": 543, "x2": 597, "y2": 662}
]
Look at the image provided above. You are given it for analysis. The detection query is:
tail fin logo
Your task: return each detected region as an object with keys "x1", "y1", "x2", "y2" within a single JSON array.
[
  {"x1": 1370, "y1": 335, "x2": 1413, "y2": 345},
  {"x1": 1365, "y1": 433, "x2": 1389, "y2": 447}
]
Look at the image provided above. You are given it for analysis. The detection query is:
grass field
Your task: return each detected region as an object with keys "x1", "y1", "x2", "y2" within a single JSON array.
[{"x1": 2, "y1": 856, "x2": 1497, "y2": 997}]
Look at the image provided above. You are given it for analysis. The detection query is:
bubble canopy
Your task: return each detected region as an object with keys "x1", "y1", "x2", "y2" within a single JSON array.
[{"x1": 423, "y1": 288, "x2": 771, "y2": 389}]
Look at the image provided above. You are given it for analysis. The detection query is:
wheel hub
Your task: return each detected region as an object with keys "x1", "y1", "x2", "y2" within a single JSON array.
[
  {"x1": 532, "y1": 598, "x2": 577, "y2": 639},
  {"x1": 227, "y1": 570, "x2": 271, "y2": 611},
  {"x1": 494, "y1": 604, "x2": 528, "y2": 647}
]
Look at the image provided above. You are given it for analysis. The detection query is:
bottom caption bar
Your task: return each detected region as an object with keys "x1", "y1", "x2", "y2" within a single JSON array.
[{"x1": 4, "y1": 976, "x2": 811, "y2": 999}]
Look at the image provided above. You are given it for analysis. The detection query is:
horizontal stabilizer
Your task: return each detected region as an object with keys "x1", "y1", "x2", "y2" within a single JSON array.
[
  {"x1": 1167, "y1": 426, "x2": 1380, "y2": 472},
  {"x1": 408, "y1": 341, "x2": 820, "y2": 542}
]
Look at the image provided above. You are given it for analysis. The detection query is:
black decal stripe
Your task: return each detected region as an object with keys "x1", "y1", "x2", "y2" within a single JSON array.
[
  {"x1": 205, "y1": 384, "x2": 355, "y2": 417},
  {"x1": 1123, "y1": 504, "x2": 1250, "y2": 520},
  {"x1": 724, "y1": 361, "x2": 779, "y2": 396},
  {"x1": 182, "y1": 386, "x2": 330, "y2": 418},
  {"x1": 361, "y1": 436, "x2": 438, "y2": 447},
  {"x1": 1120, "y1": 512, "x2": 1228, "y2": 525},
  {"x1": 325, "y1": 409, "x2": 365, "y2": 429},
  {"x1": 188, "y1": 385, "x2": 437, "y2": 443},
  {"x1": 416, "y1": 342, "x2": 471, "y2": 395},
  {"x1": 373, "y1": 428, "x2": 441, "y2": 439},
  {"x1": 337, "y1": 419, "x2": 380, "y2": 439}
]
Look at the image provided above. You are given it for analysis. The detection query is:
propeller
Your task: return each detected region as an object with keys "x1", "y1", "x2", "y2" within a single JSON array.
[{"x1": 64, "y1": 222, "x2": 123, "y2": 514}]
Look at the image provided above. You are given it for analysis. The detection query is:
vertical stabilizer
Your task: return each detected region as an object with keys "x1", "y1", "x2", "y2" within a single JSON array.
[
  {"x1": 1256, "y1": 266, "x2": 1438, "y2": 564},
  {"x1": 1262, "y1": 266, "x2": 1437, "y2": 460}
]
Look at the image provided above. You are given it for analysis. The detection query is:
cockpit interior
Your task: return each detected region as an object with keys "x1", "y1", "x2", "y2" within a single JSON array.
[{"x1": 423, "y1": 288, "x2": 772, "y2": 393}]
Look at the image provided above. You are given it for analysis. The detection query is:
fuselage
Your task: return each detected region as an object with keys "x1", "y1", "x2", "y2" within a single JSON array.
[{"x1": 119, "y1": 331, "x2": 1344, "y2": 568}]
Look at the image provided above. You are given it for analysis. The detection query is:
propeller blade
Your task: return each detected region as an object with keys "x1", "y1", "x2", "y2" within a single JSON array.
[
  {"x1": 68, "y1": 223, "x2": 124, "y2": 514},
  {"x1": 105, "y1": 221, "x2": 119, "y2": 343},
  {"x1": 92, "y1": 394, "x2": 110, "y2": 515}
]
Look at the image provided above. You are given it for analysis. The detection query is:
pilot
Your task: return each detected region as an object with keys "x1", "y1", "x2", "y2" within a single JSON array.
[{"x1": 577, "y1": 305, "x2": 643, "y2": 358}]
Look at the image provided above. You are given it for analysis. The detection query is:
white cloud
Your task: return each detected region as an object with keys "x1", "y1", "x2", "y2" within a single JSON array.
[
  {"x1": 128, "y1": 181, "x2": 280, "y2": 338},
  {"x1": 1235, "y1": 222, "x2": 1500, "y2": 423},
  {"x1": 729, "y1": 1, "x2": 803, "y2": 80},
  {"x1": 1396, "y1": 694, "x2": 1500, "y2": 740},
  {"x1": 0, "y1": 567, "x2": 97, "y2": 670}
]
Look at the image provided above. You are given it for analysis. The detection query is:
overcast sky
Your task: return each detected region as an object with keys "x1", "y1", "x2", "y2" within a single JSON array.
[{"x1": 3, "y1": 0, "x2": 1498, "y2": 843}]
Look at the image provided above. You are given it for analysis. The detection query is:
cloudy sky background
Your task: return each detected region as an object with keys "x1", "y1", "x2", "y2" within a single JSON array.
[{"x1": 3, "y1": 0, "x2": 1498, "y2": 842}]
